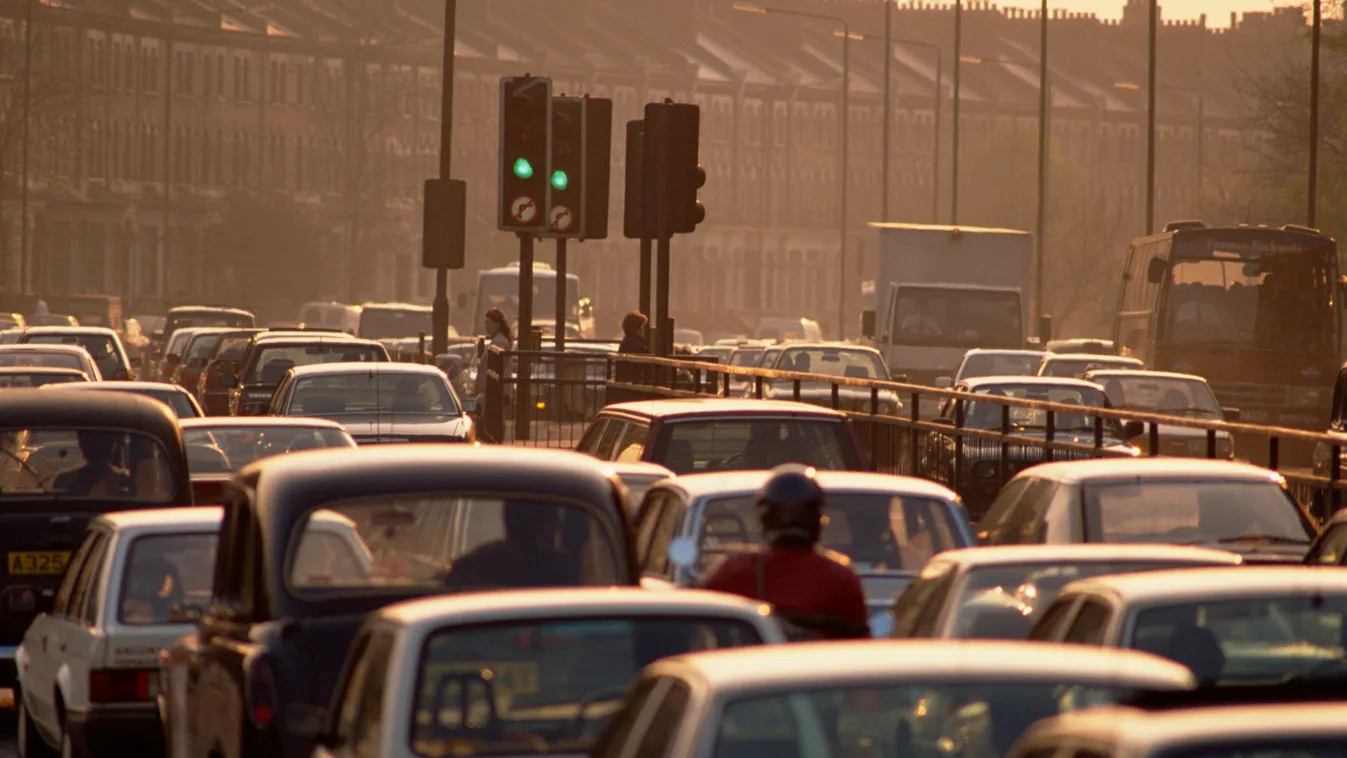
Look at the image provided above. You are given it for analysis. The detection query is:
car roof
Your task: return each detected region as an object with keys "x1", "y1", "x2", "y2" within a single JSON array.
[
  {"x1": 776, "y1": 343, "x2": 883, "y2": 355},
  {"x1": 1015, "y1": 457, "x2": 1282, "y2": 485},
  {"x1": 0, "y1": 388, "x2": 181, "y2": 432},
  {"x1": 94, "y1": 506, "x2": 223, "y2": 531},
  {"x1": 662, "y1": 470, "x2": 959, "y2": 502},
  {"x1": 44, "y1": 381, "x2": 190, "y2": 394},
  {"x1": 286, "y1": 362, "x2": 445, "y2": 378},
  {"x1": 961, "y1": 349, "x2": 1046, "y2": 357},
  {"x1": 960, "y1": 376, "x2": 1102, "y2": 390},
  {"x1": 251, "y1": 332, "x2": 363, "y2": 344},
  {"x1": 168, "y1": 306, "x2": 254, "y2": 316},
  {"x1": 1044, "y1": 353, "x2": 1144, "y2": 363},
  {"x1": 1083, "y1": 369, "x2": 1208, "y2": 383},
  {"x1": 1059, "y1": 565, "x2": 1347, "y2": 605},
  {"x1": 603, "y1": 398, "x2": 849, "y2": 419},
  {"x1": 0, "y1": 366, "x2": 87, "y2": 375},
  {"x1": 360, "y1": 302, "x2": 432, "y2": 312},
  {"x1": 22, "y1": 326, "x2": 118, "y2": 337},
  {"x1": 377, "y1": 588, "x2": 774, "y2": 628},
  {"x1": 648, "y1": 640, "x2": 1195, "y2": 695},
  {"x1": 179, "y1": 416, "x2": 348, "y2": 431},
  {"x1": 926, "y1": 543, "x2": 1244, "y2": 569},
  {"x1": 1024, "y1": 702, "x2": 1347, "y2": 750}
]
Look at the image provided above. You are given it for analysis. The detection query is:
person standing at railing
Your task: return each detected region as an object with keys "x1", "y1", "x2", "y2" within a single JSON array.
[
  {"x1": 475, "y1": 307, "x2": 514, "y2": 400},
  {"x1": 616, "y1": 311, "x2": 650, "y2": 385}
]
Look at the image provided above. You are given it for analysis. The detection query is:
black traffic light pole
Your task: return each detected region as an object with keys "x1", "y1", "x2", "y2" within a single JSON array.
[
  {"x1": 516, "y1": 232, "x2": 534, "y2": 440},
  {"x1": 655, "y1": 237, "x2": 671, "y2": 357},
  {"x1": 554, "y1": 238, "x2": 567, "y2": 353},
  {"x1": 432, "y1": 0, "x2": 457, "y2": 356},
  {"x1": 639, "y1": 239, "x2": 652, "y2": 329}
]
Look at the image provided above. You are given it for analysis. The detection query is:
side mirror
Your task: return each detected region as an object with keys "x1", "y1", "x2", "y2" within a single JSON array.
[
  {"x1": 667, "y1": 537, "x2": 700, "y2": 569},
  {"x1": 1122, "y1": 420, "x2": 1146, "y2": 439},
  {"x1": 219, "y1": 375, "x2": 239, "y2": 389},
  {"x1": 1223, "y1": 407, "x2": 1241, "y2": 422},
  {"x1": 1146, "y1": 256, "x2": 1167, "y2": 284},
  {"x1": 860, "y1": 310, "x2": 876, "y2": 339},
  {"x1": 934, "y1": 376, "x2": 953, "y2": 389}
]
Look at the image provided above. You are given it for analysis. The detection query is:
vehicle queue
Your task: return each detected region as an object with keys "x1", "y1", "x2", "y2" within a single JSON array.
[{"x1": 0, "y1": 306, "x2": 1344, "y2": 758}]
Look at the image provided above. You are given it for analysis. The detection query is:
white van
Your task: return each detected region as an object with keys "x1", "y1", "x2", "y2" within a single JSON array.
[{"x1": 298, "y1": 302, "x2": 362, "y2": 335}]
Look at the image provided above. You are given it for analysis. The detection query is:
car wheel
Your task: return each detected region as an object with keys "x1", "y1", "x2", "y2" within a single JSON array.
[{"x1": 17, "y1": 697, "x2": 57, "y2": 758}]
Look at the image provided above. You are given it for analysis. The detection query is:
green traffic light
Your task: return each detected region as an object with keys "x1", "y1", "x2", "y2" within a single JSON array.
[
  {"x1": 513, "y1": 158, "x2": 534, "y2": 179},
  {"x1": 551, "y1": 170, "x2": 569, "y2": 191}
]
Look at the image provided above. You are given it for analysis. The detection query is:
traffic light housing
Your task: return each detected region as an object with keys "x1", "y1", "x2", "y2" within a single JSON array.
[
  {"x1": 544, "y1": 97, "x2": 583, "y2": 237},
  {"x1": 580, "y1": 97, "x2": 613, "y2": 240},
  {"x1": 497, "y1": 75, "x2": 552, "y2": 232},
  {"x1": 641, "y1": 102, "x2": 704, "y2": 238},
  {"x1": 623, "y1": 120, "x2": 645, "y2": 240}
]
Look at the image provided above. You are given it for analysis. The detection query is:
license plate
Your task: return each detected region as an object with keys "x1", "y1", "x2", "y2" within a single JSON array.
[{"x1": 8, "y1": 551, "x2": 71, "y2": 575}]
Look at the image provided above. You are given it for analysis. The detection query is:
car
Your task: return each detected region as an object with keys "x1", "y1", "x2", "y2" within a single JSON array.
[
  {"x1": 159, "y1": 445, "x2": 640, "y2": 758},
  {"x1": 0, "y1": 343, "x2": 103, "y2": 381},
  {"x1": 948, "y1": 348, "x2": 1046, "y2": 385},
  {"x1": 42, "y1": 381, "x2": 206, "y2": 419},
  {"x1": 356, "y1": 302, "x2": 432, "y2": 340},
  {"x1": 633, "y1": 470, "x2": 973, "y2": 630},
  {"x1": 1044, "y1": 337, "x2": 1116, "y2": 355},
  {"x1": 309, "y1": 588, "x2": 788, "y2": 758},
  {"x1": 592, "y1": 641, "x2": 1196, "y2": 758},
  {"x1": 921, "y1": 376, "x2": 1138, "y2": 518},
  {"x1": 976, "y1": 458, "x2": 1317, "y2": 564},
  {"x1": 602, "y1": 461, "x2": 675, "y2": 516},
  {"x1": 1086, "y1": 369, "x2": 1237, "y2": 458},
  {"x1": 225, "y1": 333, "x2": 387, "y2": 416},
  {"x1": 1008, "y1": 701, "x2": 1347, "y2": 758},
  {"x1": 169, "y1": 327, "x2": 239, "y2": 394},
  {"x1": 1036, "y1": 353, "x2": 1144, "y2": 379},
  {"x1": 883, "y1": 544, "x2": 1242, "y2": 641},
  {"x1": 0, "y1": 390, "x2": 191, "y2": 688},
  {"x1": 760, "y1": 343, "x2": 902, "y2": 414},
  {"x1": 193, "y1": 328, "x2": 267, "y2": 415},
  {"x1": 576, "y1": 399, "x2": 871, "y2": 475},
  {"x1": 1026, "y1": 566, "x2": 1347, "y2": 686},
  {"x1": 15, "y1": 507, "x2": 221, "y2": 758},
  {"x1": 723, "y1": 345, "x2": 767, "y2": 396},
  {"x1": 266, "y1": 362, "x2": 473, "y2": 444},
  {"x1": 0, "y1": 366, "x2": 91, "y2": 388},
  {"x1": 154, "y1": 326, "x2": 214, "y2": 384},
  {"x1": 18, "y1": 326, "x2": 134, "y2": 381},
  {"x1": 178, "y1": 417, "x2": 358, "y2": 503},
  {"x1": 159, "y1": 306, "x2": 256, "y2": 346}
]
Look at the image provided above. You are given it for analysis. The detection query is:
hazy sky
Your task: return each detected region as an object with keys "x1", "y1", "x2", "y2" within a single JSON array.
[{"x1": 991, "y1": 0, "x2": 1330, "y2": 26}]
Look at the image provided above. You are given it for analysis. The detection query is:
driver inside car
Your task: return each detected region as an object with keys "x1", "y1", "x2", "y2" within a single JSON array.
[
  {"x1": 53, "y1": 433, "x2": 134, "y2": 497},
  {"x1": 443, "y1": 502, "x2": 583, "y2": 589}
]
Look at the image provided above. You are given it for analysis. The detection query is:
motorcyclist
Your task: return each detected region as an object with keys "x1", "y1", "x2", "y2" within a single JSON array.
[{"x1": 700, "y1": 464, "x2": 871, "y2": 640}]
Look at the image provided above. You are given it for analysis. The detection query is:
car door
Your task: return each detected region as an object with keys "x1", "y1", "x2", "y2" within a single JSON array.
[
  {"x1": 23, "y1": 531, "x2": 103, "y2": 730},
  {"x1": 59, "y1": 532, "x2": 115, "y2": 714},
  {"x1": 325, "y1": 627, "x2": 397, "y2": 758}
]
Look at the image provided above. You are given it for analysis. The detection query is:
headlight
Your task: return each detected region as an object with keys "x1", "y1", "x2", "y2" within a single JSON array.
[{"x1": 1292, "y1": 387, "x2": 1325, "y2": 408}]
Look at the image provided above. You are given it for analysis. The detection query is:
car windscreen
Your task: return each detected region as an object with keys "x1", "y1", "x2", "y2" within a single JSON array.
[
  {"x1": 959, "y1": 353, "x2": 1042, "y2": 380},
  {"x1": 661, "y1": 419, "x2": 857, "y2": 474},
  {"x1": 289, "y1": 372, "x2": 459, "y2": 416},
  {"x1": 183, "y1": 426, "x2": 355, "y2": 473},
  {"x1": 1130, "y1": 594, "x2": 1347, "y2": 686},
  {"x1": 716, "y1": 683, "x2": 1134, "y2": 758},
  {"x1": 246, "y1": 344, "x2": 383, "y2": 384},
  {"x1": 25, "y1": 335, "x2": 119, "y2": 372},
  {"x1": 1096, "y1": 375, "x2": 1223, "y2": 420},
  {"x1": 950, "y1": 561, "x2": 1228, "y2": 640},
  {"x1": 0, "y1": 350, "x2": 84, "y2": 371},
  {"x1": 358, "y1": 309, "x2": 432, "y2": 340},
  {"x1": 775, "y1": 348, "x2": 889, "y2": 381},
  {"x1": 118, "y1": 533, "x2": 217, "y2": 625},
  {"x1": 0, "y1": 372, "x2": 87, "y2": 388},
  {"x1": 1083, "y1": 480, "x2": 1313, "y2": 547},
  {"x1": 288, "y1": 496, "x2": 622, "y2": 596},
  {"x1": 167, "y1": 312, "x2": 254, "y2": 334},
  {"x1": 699, "y1": 493, "x2": 963, "y2": 573},
  {"x1": 961, "y1": 384, "x2": 1114, "y2": 433},
  {"x1": 0, "y1": 429, "x2": 175, "y2": 502},
  {"x1": 411, "y1": 616, "x2": 764, "y2": 756}
]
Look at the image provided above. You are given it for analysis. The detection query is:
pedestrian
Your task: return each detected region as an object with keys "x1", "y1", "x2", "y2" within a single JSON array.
[
  {"x1": 475, "y1": 307, "x2": 514, "y2": 400},
  {"x1": 616, "y1": 311, "x2": 649, "y2": 385}
]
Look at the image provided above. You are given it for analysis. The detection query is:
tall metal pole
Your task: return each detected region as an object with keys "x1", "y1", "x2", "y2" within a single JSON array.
[
  {"x1": 639, "y1": 237, "x2": 652, "y2": 320},
  {"x1": 932, "y1": 54, "x2": 942, "y2": 223},
  {"x1": 554, "y1": 238, "x2": 567, "y2": 353},
  {"x1": 1034, "y1": 0, "x2": 1048, "y2": 331},
  {"x1": 1144, "y1": 0, "x2": 1157, "y2": 235},
  {"x1": 951, "y1": 0, "x2": 962, "y2": 224},
  {"x1": 881, "y1": 1, "x2": 891, "y2": 222},
  {"x1": 838, "y1": 26, "x2": 849, "y2": 340},
  {"x1": 432, "y1": 0, "x2": 457, "y2": 355},
  {"x1": 162, "y1": 20, "x2": 173, "y2": 302},
  {"x1": 20, "y1": 0, "x2": 33, "y2": 295},
  {"x1": 1308, "y1": 0, "x2": 1321, "y2": 227},
  {"x1": 1195, "y1": 92, "x2": 1204, "y2": 206}
]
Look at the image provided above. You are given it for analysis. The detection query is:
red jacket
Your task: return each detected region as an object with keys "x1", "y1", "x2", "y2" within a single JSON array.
[{"x1": 702, "y1": 545, "x2": 870, "y2": 639}]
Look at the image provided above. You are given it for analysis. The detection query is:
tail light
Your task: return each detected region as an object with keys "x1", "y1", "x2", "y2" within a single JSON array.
[
  {"x1": 246, "y1": 654, "x2": 279, "y2": 729},
  {"x1": 89, "y1": 669, "x2": 154, "y2": 703}
]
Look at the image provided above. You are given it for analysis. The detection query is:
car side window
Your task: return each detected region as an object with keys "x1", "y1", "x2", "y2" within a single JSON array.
[
  {"x1": 977, "y1": 479, "x2": 1031, "y2": 539},
  {"x1": 1027, "y1": 596, "x2": 1081, "y2": 642},
  {"x1": 615, "y1": 422, "x2": 651, "y2": 463},
  {"x1": 631, "y1": 680, "x2": 691, "y2": 758},
  {"x1": 69, "y1": 533, "x2": 111, "y2": 626},
  {"x1": 54, "y1": 534, "x2": 99, "y2": 616},
  {"x1": 1062, "y1": 599, "x2": 1113, "y2": 646},
  {"x1": 1307, "y1": 524, "x2": 1347, "y2": 566},
  {"x1": 591, "y1": 678, "x2": 666, "y2": 758},
  {"x1": 890, "y1": 562, "x2": 957, "y2": 638},
  {"x1": 349, "y1": 630, "x2": 396, "y2": 757},
  {"x1": 577, "y1": 419, "x2": 611, "y2": 456},
  {"x1": 997, "y1": 479, "x2": 1057, "y2": 545},
  {"x1": 634, "y1": 492, "x2": 668, "y2": 572}
]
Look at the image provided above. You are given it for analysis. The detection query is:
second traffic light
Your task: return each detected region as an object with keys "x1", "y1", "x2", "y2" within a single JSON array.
[
  {"x1": 637, "y1": 102, "x2": 705, "y2": 239},
  {"x1": 543, "y1": 96, "x2": 612, "y2": 240}
]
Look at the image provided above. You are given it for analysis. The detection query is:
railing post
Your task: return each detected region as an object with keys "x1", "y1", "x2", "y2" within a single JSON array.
[
  {"x1": 908, "y1": 390, "x2": 921, "y2": 477},
  {"x1": 793, "y1": 378, "x2": 802, "y2": 402},
  {"x1": 1148, "y1": 423, "x2": 1159, "y2": 457},
  {"x1": 754, "y1": 376, "x2": 763, "y2": 399},
  {"x1": 999, "y1": 403, "x2": 1011, "y2": 484},
  {"x1": 1206, "y1": 429, "x2": 1217, "y2": 459},
  {"x1": 1093, "y1": 415, "x2": 1104, "y2": 453},
  {"x1": 1268, "y1": 436, "x2": 1280, "y2": 471},
  {"x1": 1332, "y1": 444, "x2": 1342, "y2": 516},
  {"x1": 1044, "y1": 410, "x2": 1056, "y2": 463},
  {"x1": 953, "y1": 398, "x2": 965, "y2": 488},
  {"x1": 483, "y1": 348, "x2": 504, "y2": 444},
  {"x1": 831, "y1": 383, "x2": 840, "y2": 409}
]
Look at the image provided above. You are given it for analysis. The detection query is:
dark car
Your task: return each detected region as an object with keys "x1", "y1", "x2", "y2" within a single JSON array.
[
  {"x1": 171, "y1": 327, "x2": 237, "y2": 394},
  {"x1": 225, "y1": 335, "x2": 389, "y2": 416},
  {"x1": 196, "y1": 328, "x2": 267, "y2": 415},
  {"x1": 0, "y1": 390, "x2": 191, "y2": 686},
  {"x1": 576, "y1": 398, "x2": 871, "y2": 474},
  {"x1": 158, "y1": 445, "x2": 639, "y2": 758}
]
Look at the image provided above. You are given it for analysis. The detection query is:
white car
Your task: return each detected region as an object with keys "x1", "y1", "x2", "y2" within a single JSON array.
[
  {"x1": 16, "y1": 507, "x2": 221, "y2": 758},
  {"x1": 309, "y1": 588, "x2": 788, "y2": 758}
]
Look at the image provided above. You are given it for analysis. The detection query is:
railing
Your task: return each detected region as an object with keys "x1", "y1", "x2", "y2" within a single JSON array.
[{"x1": 477, "y1": 348, "x2": 1347, "y2": 524}]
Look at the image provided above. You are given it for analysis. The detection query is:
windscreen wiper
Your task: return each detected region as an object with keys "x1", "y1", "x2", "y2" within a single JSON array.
[{"x1": 1211, "y1": 535, "x2": 1310, "y2": 546}]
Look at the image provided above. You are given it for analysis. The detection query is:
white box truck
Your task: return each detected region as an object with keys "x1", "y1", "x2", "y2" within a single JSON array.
[{"x1": 862, "y1": 223, "x2": 1042, "y2": 390}]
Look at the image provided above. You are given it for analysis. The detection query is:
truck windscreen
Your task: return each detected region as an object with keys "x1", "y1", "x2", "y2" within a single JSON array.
[
  {"x1": 1163, "y1": 249, "x2": 1337, "y2": 351},
  {"x1": 892, "y1": 288, "x2": 1022, "y2": 349}
]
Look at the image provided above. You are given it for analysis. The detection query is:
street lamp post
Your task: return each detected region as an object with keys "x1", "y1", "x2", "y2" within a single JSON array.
[
  {"x1": 1145, "y1": 0, "x2": 1157, "y2": 235},
  {"x1": 839, "y1": 31, "x2": 943, "y2": 224},
  {"x1": 1116, "y1": 81, "x2": 1204, "y2": 215},
  {"x1": 735, "y1": 3, "x2": 850, "y2": 340},
  {"x1": 21, "y1": 0, "x2": 32, "y2": 295},
  {"x1": 1309, "y1": 0, "x2": 1321, "y2": 227},
  {"x1": 951, "y1": 0, "x2": 962, "y2": 223},
  {"x1": 961, "y1": 55, "x2": 1053, "y2": 333}
]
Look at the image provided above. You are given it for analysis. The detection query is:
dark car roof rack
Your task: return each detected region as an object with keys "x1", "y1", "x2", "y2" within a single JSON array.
[{"x1": 1123, "y1": 676, "x2": 1347, "y2": 711}]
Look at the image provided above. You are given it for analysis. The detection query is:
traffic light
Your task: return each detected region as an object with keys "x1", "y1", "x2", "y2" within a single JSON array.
[
  {"x1": 580, "y1": 97, "x2": 613, "y2": 240},
  {"x1": 641, "y1": 102, "x2": 704, "y2": 238},
  {"x1": 544, "y1": 97, "x2": 583, "y2": 237},
  {"x1": 623, "y1": 120, "x2": 645, "y2": 240},
  {"x1": 497, "y1": 75, "x2": 552, "y2": 233}
]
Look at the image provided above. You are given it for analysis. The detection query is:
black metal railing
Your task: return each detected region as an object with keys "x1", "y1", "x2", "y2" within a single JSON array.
[{"x1": 476, "y1": 348, "x2": 1347, "y2": 524}]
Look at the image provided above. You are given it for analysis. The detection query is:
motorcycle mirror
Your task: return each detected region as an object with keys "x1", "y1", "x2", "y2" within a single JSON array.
[{"x1": 667, "y1": 537, "x2": 700, "y2": 569}]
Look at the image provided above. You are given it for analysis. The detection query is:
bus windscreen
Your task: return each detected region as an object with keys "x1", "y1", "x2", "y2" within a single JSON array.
[{"x1": 475, "y1": 274, "x2": 581, "y2": 334}]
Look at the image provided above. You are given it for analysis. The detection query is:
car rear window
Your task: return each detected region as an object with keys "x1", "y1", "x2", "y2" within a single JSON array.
[
  {"x1": 119, "y1": 533, "x2": 216, "y2": 625},
  {"x1": 0, "y1": 372, "x2": 86, "y2": 388},
  {"x1": 167, "y1": 312, "x2": 254, "y2": 334},
  {"x1": 0, "y1": 351, "x2": 84, "y2": 371},
  {"x1": 0, "y1": 429, "x2": 175, "y2": 503},
  {"x1": 247, "y1": 344, "x2": 384, "y2": 384},
  {"x1": 660, "y1": 419, "x2": 857, "y2": 474}
]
